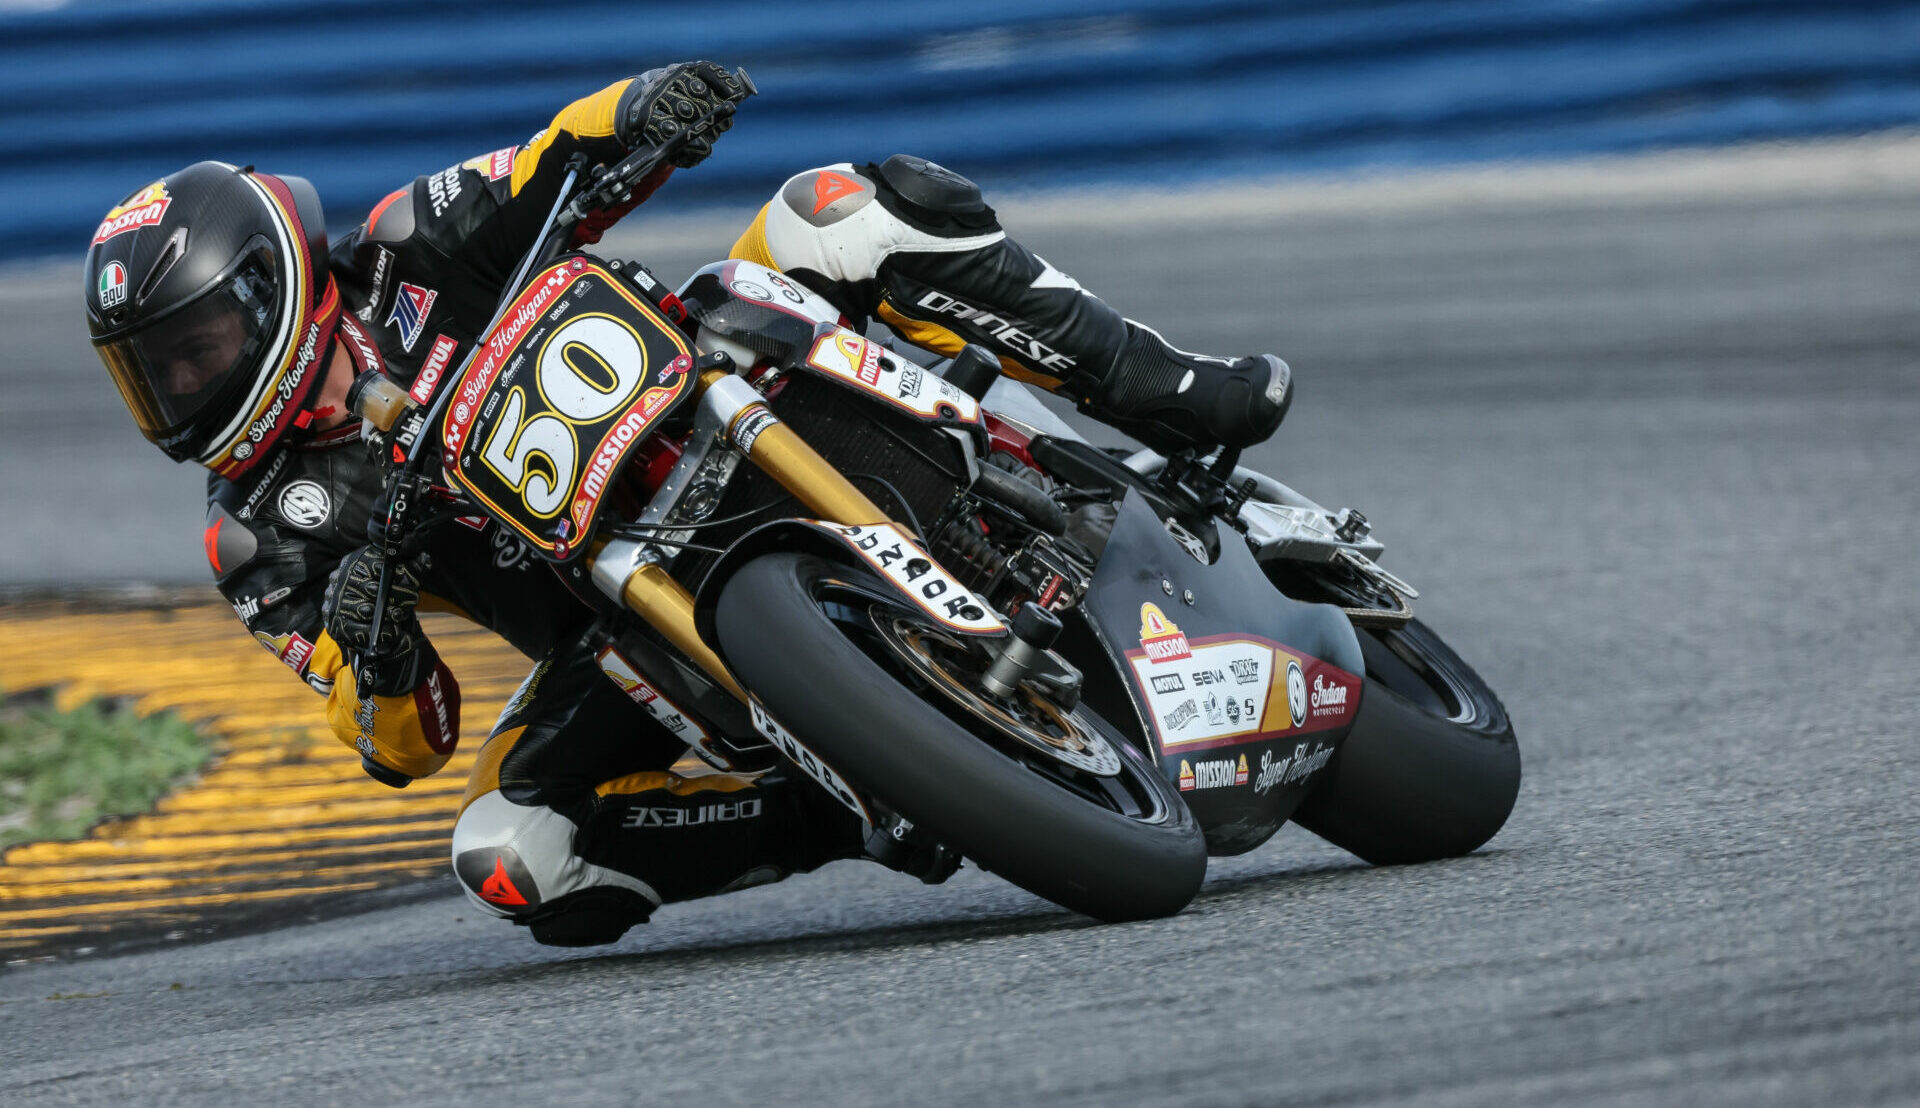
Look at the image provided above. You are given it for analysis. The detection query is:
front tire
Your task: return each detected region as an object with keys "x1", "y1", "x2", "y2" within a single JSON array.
[{"x1": 715, "y1": 553, "x2": 1207, "y2": 922}]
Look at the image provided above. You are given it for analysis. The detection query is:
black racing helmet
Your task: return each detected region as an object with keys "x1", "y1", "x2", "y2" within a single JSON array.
[{"x1": 84, "y1": 162, "x2": 341, "y2": 477}]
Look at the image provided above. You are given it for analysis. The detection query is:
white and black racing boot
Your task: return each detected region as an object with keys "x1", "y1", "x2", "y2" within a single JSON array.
[{"x1": 736, "y1": 153, "x2": 1291, "y2": 456}]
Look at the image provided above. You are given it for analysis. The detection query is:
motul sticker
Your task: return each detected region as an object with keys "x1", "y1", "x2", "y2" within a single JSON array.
[
  {"x1": 1128, "y1": 633, "x2": 1358, "y2": 754},
  {"x1": 830, "y1": 522, "x2": 1005, "y2": 634},
  {"x1": 411, "y1": 334, "x2": 460, "y2": 404},
  {"x1": 94, "y1": 182, "x2": 171, "y2": 244}
]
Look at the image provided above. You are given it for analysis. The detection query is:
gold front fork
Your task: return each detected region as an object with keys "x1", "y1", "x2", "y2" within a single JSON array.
[{"x1": 602, "y1": 368, "x2": 900, "y2": 702}]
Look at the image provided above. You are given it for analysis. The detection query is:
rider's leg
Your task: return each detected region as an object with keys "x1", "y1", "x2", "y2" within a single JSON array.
[
  {"x1": 729, "y1": 155, "x2": 1291, "y2": 455},
  {"x1": 450, "y1": 634, "x2": 864, "y2": 947}
]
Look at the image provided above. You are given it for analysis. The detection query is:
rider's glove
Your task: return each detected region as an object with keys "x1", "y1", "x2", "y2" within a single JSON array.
[
  {"x1": 323, "y1": 546, "x2": 437, "y2": 696},
  {"x1": 619, "y1": 61, "x2": 749, "y2": 168}
]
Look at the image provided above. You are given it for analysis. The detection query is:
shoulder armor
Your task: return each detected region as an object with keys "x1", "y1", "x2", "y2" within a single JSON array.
[
  {"x1": 872, "y1": 155, "x2": 997, "y2": 233},
  {"x1": 779, "y1": 166, "x2": 877, "y2": 228},
  {"x1": 204, "y1": 500, "x2": 259, "y2": 581},
  {"x1": 367, "y1": 185, "x2": 417, "y2": 244}
]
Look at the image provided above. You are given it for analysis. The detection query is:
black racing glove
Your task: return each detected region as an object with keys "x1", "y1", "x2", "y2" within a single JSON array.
[
  {"x1": 620, "y1": 61, "x2": 752, "y2": 168},
  {"x1": 323, "y1": 547, "x2": 437, "y2": 696}
]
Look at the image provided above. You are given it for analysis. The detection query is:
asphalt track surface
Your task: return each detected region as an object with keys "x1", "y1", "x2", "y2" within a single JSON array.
[{"x1": 2, "y1": 138, "x2": 1917, "y2": 1105}]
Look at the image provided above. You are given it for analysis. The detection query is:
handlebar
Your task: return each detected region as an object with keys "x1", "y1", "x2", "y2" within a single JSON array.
[{"x1": 354, "y1": 65, "x2": 755, "y2": 699}]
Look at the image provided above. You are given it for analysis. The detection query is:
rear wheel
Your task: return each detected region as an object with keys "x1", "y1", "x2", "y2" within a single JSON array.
[
  {"x1": 1288, "y1": 616, "x2": 1521, "y2": 864},
  {"x1": 715, "y1": 553, "x2": 1207, "y2": 921}
]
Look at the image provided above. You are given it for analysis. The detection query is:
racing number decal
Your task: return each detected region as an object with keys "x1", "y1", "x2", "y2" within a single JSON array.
[
  {"x1": 478, "y1": 313, "x2": 648, "y2": 518},
  {"x1": 445, "y1": 256, "x2": 696, "y2": 560}
]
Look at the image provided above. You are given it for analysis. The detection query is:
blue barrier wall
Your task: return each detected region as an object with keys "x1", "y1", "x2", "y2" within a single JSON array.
[{"x1": 6, "y1": 0, "x2": 1919, "y2": 259}]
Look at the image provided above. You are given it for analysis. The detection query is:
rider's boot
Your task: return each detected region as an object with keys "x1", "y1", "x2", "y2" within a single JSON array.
[{"x1": 732, "y1": 154, "x2": 1292, "y2": 456}]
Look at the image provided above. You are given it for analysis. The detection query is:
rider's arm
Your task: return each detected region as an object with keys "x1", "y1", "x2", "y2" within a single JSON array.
[
  {"x1": 205, "y1": 495, "x2": 461, "y2": 783},
  {"x1": 393, "y1": 62, "x2": 746, "y2": 291}
]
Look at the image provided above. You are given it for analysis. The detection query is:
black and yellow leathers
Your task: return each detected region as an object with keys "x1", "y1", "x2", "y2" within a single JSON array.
[{"x1": 207, "y1": 83, "x2": 1286, "y2": 947}]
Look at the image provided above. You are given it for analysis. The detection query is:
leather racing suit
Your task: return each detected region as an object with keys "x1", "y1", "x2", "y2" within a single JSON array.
[{"x1": 208, "y1": 75, "x2": 1281, "y2": 947}]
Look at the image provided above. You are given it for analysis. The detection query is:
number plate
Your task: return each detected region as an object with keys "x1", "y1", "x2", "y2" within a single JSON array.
[{"x1": 442, "y1": 257, "x2": 695, "y2": 561}]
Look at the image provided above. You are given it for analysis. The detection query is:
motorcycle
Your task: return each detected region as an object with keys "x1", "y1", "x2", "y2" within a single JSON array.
[{"x1": 354, "y1": 87, "x2": 1521, "y2": 922}]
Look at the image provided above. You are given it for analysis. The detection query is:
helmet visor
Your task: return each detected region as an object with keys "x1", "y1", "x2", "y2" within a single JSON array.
[{"x1": 97, "y1": 249, "x2": 281, "y2": 450}]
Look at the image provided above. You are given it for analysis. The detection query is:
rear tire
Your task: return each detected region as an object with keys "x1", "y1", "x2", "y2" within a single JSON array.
[
  {"x1": 1289, "y1": 618, "x2": 1521, "y2": 864},
  {"x1": 715, "y1": 553, "x2": 1207, "y2": 922}
]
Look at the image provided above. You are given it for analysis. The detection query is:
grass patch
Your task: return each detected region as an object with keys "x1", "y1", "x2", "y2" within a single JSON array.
[{"x1": 0, "y1": 690, "x2": 212, "y2": 853}]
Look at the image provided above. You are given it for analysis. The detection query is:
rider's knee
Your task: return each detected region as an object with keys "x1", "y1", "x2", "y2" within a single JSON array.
[{"x1": 451, "y1": 789, "x2": 659, "y2": 945}]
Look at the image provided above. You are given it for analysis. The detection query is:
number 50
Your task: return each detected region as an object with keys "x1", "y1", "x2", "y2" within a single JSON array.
[{"x1": 480, "y1": 314, "x2": 648, "y2": 517}]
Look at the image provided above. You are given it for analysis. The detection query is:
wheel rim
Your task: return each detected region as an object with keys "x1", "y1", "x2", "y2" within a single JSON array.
[
  {"x1": 809, "y1": 575, "x2": 1175, "y2": 824},
  {"x1": 873, "y1": 617, "x2": 1123, "y2": 777}
]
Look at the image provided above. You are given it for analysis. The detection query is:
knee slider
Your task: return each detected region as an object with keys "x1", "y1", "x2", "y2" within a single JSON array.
[{"x1": 451, "y1": 790, "x2": 659, "y2": 921}]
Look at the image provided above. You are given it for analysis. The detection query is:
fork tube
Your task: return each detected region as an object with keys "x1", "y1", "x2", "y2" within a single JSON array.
[
  {"x1": 695, "y1": 371, "x2": 892, "y2": 528},
  {"x1": 599, "y1": 370, "x2": 897, "y2": 706},
  {"x1": 619, "y1": 561, "x2": 748, "y2": 702}
]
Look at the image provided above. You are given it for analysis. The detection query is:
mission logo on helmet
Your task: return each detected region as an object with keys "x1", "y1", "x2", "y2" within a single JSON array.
[
  {"x1": 98, "y1": 261, "x2": 127, "y2": 308},
  {"x1": 92, "y1": 182, "x2": 172, "y2": 244}
]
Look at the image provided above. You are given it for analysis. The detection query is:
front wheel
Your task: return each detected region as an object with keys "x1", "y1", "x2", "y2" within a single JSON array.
[{"x1": 714, "y1": 553, "x2": 1207, "y2": 922}]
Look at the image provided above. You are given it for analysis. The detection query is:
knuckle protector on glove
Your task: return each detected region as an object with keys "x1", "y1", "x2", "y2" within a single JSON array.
[
  {"x1": 323, "y1": 547, "x2": 427, "y2": 663},
  {"x1": 618, "y1": 60, "x2": 745, "y2": 167}
]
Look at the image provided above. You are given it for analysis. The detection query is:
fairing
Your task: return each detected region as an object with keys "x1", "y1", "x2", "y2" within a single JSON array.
[{"x1": 1079, "y1": 491, "x2": 1365, "y2": 854}]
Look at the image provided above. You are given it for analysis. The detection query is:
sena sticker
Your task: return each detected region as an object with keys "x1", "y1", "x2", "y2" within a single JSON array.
[
  {"x1": 1128, "y1": 630, "x2": 1355, "y2": 754},
  {"x1": 411, "y1": 334, "x2": 460, "y2": 405},
  {"x1": 98, "y1": 261, "x2": 128, "y2": 308},
  {"x1": 1138, "y1": 603, "x2": 1191, "y2": 663},
  {"x1": 277, "y1": 480, "x2": 331, "y2": 528},
  {"x1": 386, "y1": 282, "x2": 438, "y2": 353},
  {"x1": 93, "y1": 182, "x2": 171, "y2": 244}
]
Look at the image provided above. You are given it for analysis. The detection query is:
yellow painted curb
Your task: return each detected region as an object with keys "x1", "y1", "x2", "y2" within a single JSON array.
[{"x1": 0, "y1": 601, "x2": 531, "y2": 958}]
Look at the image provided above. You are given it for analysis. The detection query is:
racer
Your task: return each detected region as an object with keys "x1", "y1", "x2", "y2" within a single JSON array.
[{"x1": 80, "y1": 62, "x2": 1290, "y2": 946}]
